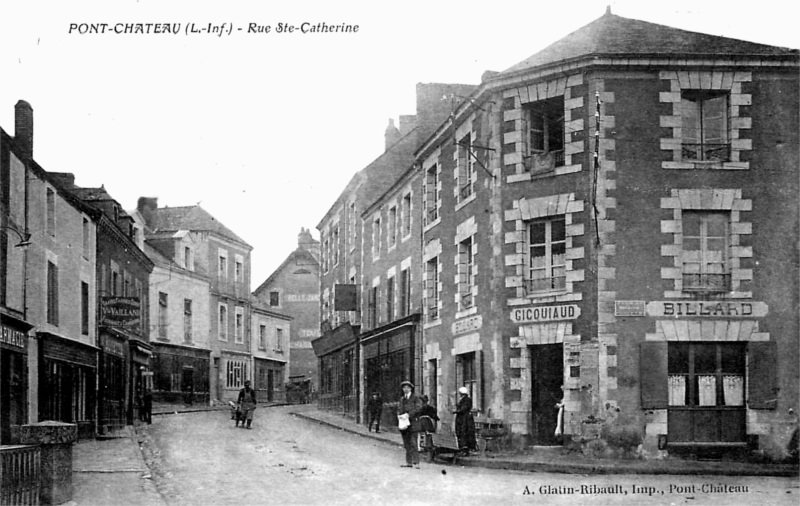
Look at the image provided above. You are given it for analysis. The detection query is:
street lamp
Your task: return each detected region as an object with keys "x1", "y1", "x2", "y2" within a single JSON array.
[{"x1": 1, "y1": 223, "x2": 32, "y2": 248}]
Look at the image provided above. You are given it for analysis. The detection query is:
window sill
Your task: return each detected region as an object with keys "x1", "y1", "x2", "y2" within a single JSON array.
[
  {"x1": 662, "y1": 161, "x2": 749, "y2": 170},
  {"x1": 423, "y1": 217, "x2": 441, "y2": 233},
  {"x1": 423, "y1": 319, "x2": 442, "y2": 330},
  {"x1": 455, "y1": 193, "x2": 476, "y2": 211},
  {"x1": 455, "y1": 306, "x2": 478, "y2": 319}
]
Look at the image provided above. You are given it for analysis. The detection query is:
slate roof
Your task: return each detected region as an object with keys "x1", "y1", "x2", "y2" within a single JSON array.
[
  {"x1": 148, "y1": 205, "x2": 251, "y2": 248},
  {"x1": 503, "y1": 10, "x2": 798, "y2": 75}
]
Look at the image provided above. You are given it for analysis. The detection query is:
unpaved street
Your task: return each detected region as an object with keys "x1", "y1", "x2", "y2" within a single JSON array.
[{"x1": 138, "y1": 406, "x2": 798, "y2": 506}]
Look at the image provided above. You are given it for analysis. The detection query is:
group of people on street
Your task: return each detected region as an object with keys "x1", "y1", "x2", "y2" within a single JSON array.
[{"x1": 394, "y1": 380, "x2": 477, "y2": 468}]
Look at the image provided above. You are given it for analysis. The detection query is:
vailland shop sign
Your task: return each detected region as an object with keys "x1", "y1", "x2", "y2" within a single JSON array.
[
  {"x1": 101, "y1": 297, "x2": 141, "y2": 328},
  {"x1": 511, "y1": 304, "x2": 580, "y2": 324}
]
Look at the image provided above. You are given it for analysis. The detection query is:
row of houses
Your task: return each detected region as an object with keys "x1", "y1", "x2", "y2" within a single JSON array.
[
  {"x1": 312, "y1": 10, "x2": 799, "y2": 460},
  {"x1": 0, "y1": 101, "x2": 294, "y2": 443}
]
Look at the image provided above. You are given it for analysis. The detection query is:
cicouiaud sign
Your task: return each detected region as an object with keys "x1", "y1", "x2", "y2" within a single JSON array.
[{"x1": 510, "y1": 304, "x2": 580, "y2": 324}]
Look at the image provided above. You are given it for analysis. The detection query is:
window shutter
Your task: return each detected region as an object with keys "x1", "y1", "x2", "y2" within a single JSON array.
[
  {"x1": 519, "y1": 225, "x2": 530, "y2": 286},
  {"x1": 477, "y1": 349, "x2": 484, "y2": 413},
  {"x1": 640, "y1": 341, "x2": 668, "y2": 409},
  {"x1": 748, "y1": 341, "x2": 777, "y2": 410}
]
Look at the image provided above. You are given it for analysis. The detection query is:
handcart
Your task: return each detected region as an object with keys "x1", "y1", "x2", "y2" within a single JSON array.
[{"x1": 417, "y1": 415, "x2": 461, "y2": 462}]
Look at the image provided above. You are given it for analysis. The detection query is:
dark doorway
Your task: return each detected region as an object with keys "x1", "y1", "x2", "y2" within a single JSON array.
[
  {"x1": 267, "y1": 370, "x2": 274, "y2": 402},
  {"x1": 530, "y1": 343, "x2": 564, "y2": 445},
  {"x1": 181, "y1": 368, "x2": 194, "y2": 405}
]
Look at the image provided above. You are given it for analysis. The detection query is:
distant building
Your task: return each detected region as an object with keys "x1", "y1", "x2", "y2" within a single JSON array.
[
  {"x1": 141, "y1": 239, "x2": 211, "y2": 406},
  {"x1": 359, "y1": 161, "x2": 424, "y2": 430},
  {"x1": 137, "y1": 198, "x2": 253, "y2": 403},
  {"x1": 314, "y1": 83, "x2": 475, "y2": 419},
  {"x1": 250, "y1": 301, "x2": 291, "y2": 403},
  {"x1": 253, "y1": 228, "x2": 319, "y2": 391}
]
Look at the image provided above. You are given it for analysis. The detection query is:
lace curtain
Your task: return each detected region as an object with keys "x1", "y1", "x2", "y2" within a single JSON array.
[
  {"x1": 697, "y1": 375, "x2": 716, "y2": 406},
  {"x1": 723, "y1": 375, "x2": 744, "y2": 406},
  {"x1": 668, "y1": 375, "x2": 686, "y2": 406}
]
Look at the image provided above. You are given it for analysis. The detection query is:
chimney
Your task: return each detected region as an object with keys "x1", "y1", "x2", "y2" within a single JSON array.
[
  {"x1": 14, "y1": 100, "x2": 33, "y2": 160},
  {"x1": 137, "y1": 197, "x2": 158, "y2": 227},
  {"x1": 384, "y1": 118, "x2": 401, "y2": 151},
  {"x1": 398, "y1": 115, "x2": 417, "y2": 136},
  {"x1": 49, "y1": 172, "x2": 76, "y2": 189},
  {"x1": 298, "y1": 227, "x2": 314, "y2": 249}
]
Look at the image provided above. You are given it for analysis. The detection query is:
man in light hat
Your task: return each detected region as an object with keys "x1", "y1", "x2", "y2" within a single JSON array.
[{"x1": 397, "y1": 380, "x2": 423, "y2": 468}]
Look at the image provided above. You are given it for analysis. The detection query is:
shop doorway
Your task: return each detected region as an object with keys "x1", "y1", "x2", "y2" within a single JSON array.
[{"x1": 530, "y1": 343, "x2": 563, "y2": 445}]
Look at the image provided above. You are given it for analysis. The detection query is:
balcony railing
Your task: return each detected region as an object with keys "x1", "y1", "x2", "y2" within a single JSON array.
[
  {"x1": 682, "y1": 273, "x2": 731, "y2": 293},
  {"x1": 459, "y1": 184, "x2": 473, "y2": 200},
  {"x1": 427, "y1": 305, "x2": 439, "y2": 322},
  {"x1": 526, "y1": 276, "x2": 566, "y2": 294},
  {"x1": 0, "y1": 445, "x2": 41, "y2": 506},
  {"x1": 681, "y1": 143, "x2": 730, "y2": 162},
  {"x1": 525, "y1": 150, "x2": 565, "y2": 173}
]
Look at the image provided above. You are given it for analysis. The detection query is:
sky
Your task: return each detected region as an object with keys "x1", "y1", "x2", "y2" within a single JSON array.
[{"x1": 1, "y1": 0, "x2": 797, "y2": 289}]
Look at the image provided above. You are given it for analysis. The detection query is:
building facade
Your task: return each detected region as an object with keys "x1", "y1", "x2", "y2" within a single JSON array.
[
  {"x1": 251, "y1": 302, "x2": 291, "y2": 403},
  {"x1": 1, "y1": 101, "x2": 101, "y2": 440},
  {"x1": 143, "y1": 240, "x2": 211, "y2": 405},
  {"x1": 253, "y1": 228, "x2": 319, "y2": 395},
  {"x1": 314, "y1": 83, "x2": 475, "y2": 420},
  {"x1": 137, "y1": 199, "x2": 254, "y2": 404},
  {"x1": 1, "y1": 102, "x2": 37, "y2": 444},
  {"x1": 52, "y1": 182, "x2": 155, "y2": 433},
  {"x1": 359, "y1": 164, "x2": 424, "y2": 429},
  {"x1": 416, "y1": 11, "x2": 798, "y2": 458}
]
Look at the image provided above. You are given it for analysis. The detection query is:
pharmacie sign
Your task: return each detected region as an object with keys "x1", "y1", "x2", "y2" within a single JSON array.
[
  {"x1": 1, "y1": 324, "x2": 27, "y2": 350},
  {"x1": 101, "y1": 297, "x2": 141, "y2": 328},
  {"x1": 511, "y1": 304, "x2": 580, "y2": 324}
]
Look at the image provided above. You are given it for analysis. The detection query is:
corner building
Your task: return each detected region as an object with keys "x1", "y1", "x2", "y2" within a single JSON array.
[{"x1": 418, "y1": 11, "x2": 798, "y2": 458}]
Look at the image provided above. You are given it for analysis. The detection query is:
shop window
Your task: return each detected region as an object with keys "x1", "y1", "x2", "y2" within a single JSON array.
[{"x1": 668, "y1": 343, "x2": 745, "y2": 407}]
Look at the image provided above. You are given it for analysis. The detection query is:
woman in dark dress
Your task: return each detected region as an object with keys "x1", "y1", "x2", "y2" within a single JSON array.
[{"x1": 454, "y1": 387, "x2": 477, "y2": 454}]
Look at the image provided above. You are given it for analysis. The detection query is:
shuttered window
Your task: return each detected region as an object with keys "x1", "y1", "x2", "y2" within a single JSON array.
[
  {"x1": 425, "y1": 257, "x2": 439, "y2": 322},
  {"x1": 457, "y1": 237, "x2": 474, "y2": 310}
]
